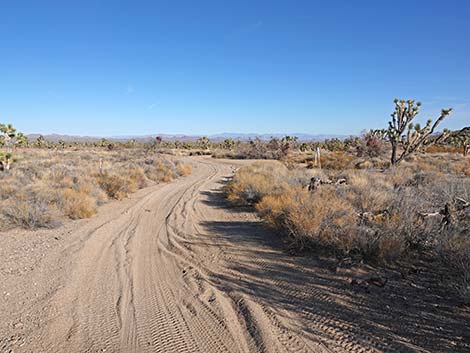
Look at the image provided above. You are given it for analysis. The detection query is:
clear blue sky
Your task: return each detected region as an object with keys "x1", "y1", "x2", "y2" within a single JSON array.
[{"x1": 1, "y1": 0, "x2": 469, "y2": 136}]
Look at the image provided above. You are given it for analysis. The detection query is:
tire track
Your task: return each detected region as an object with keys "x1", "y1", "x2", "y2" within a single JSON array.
[{"x1": 4, "y1": 156, "x2": 446, "y2": 353}]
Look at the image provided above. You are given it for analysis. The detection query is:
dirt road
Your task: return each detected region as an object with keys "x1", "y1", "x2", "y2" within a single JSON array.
[{"x1": 1, "y1": 157, "x2": 468, "y2": 353}]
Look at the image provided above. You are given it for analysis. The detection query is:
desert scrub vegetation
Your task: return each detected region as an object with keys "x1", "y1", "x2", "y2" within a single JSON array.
[
  {"x1": 0, "y1": 123, "x2": 27, "y2": 171},
  {"x1": 227, "y1": 160, "x2": 470, "y2": 301},
  {"x1": 0, "y1": 148, "x2": 191, "y2": 231}
]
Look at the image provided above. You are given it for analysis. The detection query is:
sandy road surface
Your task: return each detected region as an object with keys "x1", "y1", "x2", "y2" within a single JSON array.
[{"x1": 1, "y1": 157, "x2": 468, "y2": 353}]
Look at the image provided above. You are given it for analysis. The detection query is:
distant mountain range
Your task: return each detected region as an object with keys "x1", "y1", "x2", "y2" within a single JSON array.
[{"x1": 26, "y1": 133, "x2": 351, "y2": 143}]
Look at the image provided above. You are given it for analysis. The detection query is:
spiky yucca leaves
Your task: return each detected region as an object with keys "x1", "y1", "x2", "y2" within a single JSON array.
[
  {"x1": 0, "y1": 123, "x2": 27, "y2": 171},
  {"x1": 0, "y1": 123, "x2": 17, "y2": 147},
  {"x1": 223, "y1": 138, "x2": 235, "y2": 150},
  {"x1": 387, "y1": 99, "x2": 452, "y2": 166}
]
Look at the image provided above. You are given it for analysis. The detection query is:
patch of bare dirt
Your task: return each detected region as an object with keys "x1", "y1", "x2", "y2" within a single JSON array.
[{"x1": 0, "y1": 157, "x2": 468, "y2": 352}]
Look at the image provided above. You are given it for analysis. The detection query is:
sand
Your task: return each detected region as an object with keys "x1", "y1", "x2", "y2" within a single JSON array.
[{"x1": 1, "y1": 157, "x2": 468, "y2": 352}]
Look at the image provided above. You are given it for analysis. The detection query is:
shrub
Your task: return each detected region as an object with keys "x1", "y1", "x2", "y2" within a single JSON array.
[
  {"x1": 147, "y1": 160, "x2": 176, "y2": 182},
  {"x1": 0, "y1": 148, "x2": 191, "y2": 231},
  {"x1": 176, "y1": 162, "x2": 192, "y2": 176},
  {"x1": 128, "y1": 167, "x2": 147, "y2": 189},
  {"x1": 95, "y1": 173, "x2": 135, "y2": 200},
  {"x1": 256, "y1": 186, "x2": 357, "y2": 251},
  {"x1": 228, "y1": 161, "x2": 470, "y2": 268},
  {"x1": 61, "y1": 189, "x2": 97, "y2": 219},
  {"x1": 356, "y1": 131, "x2": 386, "y2": 158},
  {"x1": 226, "y1": 162, "x2": 290, "y2": 205},
  {"x1": 321, "y1": 152, "x2": 356, "y2": 169},
  {"x1": 1, "y1": 195, "x2": 59, "y2": 229}
]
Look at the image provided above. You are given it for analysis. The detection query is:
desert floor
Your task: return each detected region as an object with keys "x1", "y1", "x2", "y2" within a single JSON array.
[{"x1": 1, "y1": 157, "x2": 469, "y2": 353}]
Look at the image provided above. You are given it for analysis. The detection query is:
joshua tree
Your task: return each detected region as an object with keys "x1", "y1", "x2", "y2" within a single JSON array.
[
  {"x1": 248, "y1": 137, "x2": 267, "y2": 159},
  {"x1": 0, "y1": 123, "x2": 26, "y2": 171},
  {"x1": 99, "y1": 138, "x2": 109, "y2": 148},
  {"x1": 35, "y1": 134, "x2": 46, "y2": 148},
  {"x1": 386, "y1": 99, "x2": 452, "y2": 166},
  {"x1": 223, "y1": 138, "x2": 235, "y2": 150},
  {"x1": 196, "y1": 136, "x2": 210, "y2": 150},
  {"x1": 280, "y1": 135, "x2": 298, "y2": 158},
  {"x1": 323, "y1": 138, "x2": 347, "y2": 152}
]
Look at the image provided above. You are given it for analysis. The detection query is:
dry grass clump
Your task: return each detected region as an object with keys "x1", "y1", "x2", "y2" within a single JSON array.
[
  {"x1": 226, "y1": 161, "x2": 302, "y2": 205},
  {"x1": 176, "y1": 162, "x2": 192, "y2": 176},
  {"x1": 425, "y1": 144, "x2": 463, "y2": 154},
  {"x1": 403, "y1": 153, "x2": 470, "y2": 176},
  {"x1": 145, "y1": 159, "x2": 186, "y2": 183},
  {"x1": 61, "y1": 189, "x2": 97, "y2": 219},
  {"x1": 320, "y1": 152, "x2": 356, "y2": 169},
  {"x1": 211, "y1": 150, "x2": 244, "y2": 159},
  {"x1": 228, "y1": 160, "x2": 470, "y2": 299},
  {"x1": 256, "y1": 186, "x2": 357, "y2": 252},
  {"x1": 95, "y1": 173, "x2": 137, "y2": 200},
  {"x1": 0, "y1": 149, "x2": 192, "y2": 230}
]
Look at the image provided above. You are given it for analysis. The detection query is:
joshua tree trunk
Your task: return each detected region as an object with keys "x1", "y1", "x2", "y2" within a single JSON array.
[{"x1": 390, "y1": 141, "x2": 398, "y2": 165}]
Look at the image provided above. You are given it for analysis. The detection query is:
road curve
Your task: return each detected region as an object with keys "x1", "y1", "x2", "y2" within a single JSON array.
[{"x1": 2, "y1": 157, "x2": 466, "y2": 353}]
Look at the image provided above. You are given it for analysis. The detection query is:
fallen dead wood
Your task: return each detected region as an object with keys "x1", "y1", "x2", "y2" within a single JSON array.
[
  {"x1": 418, "y1": 197, "x2": 469, "y2": 226},
  {"x1": 308, "y1": 176, "x2": 347, "y2": 191}
]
